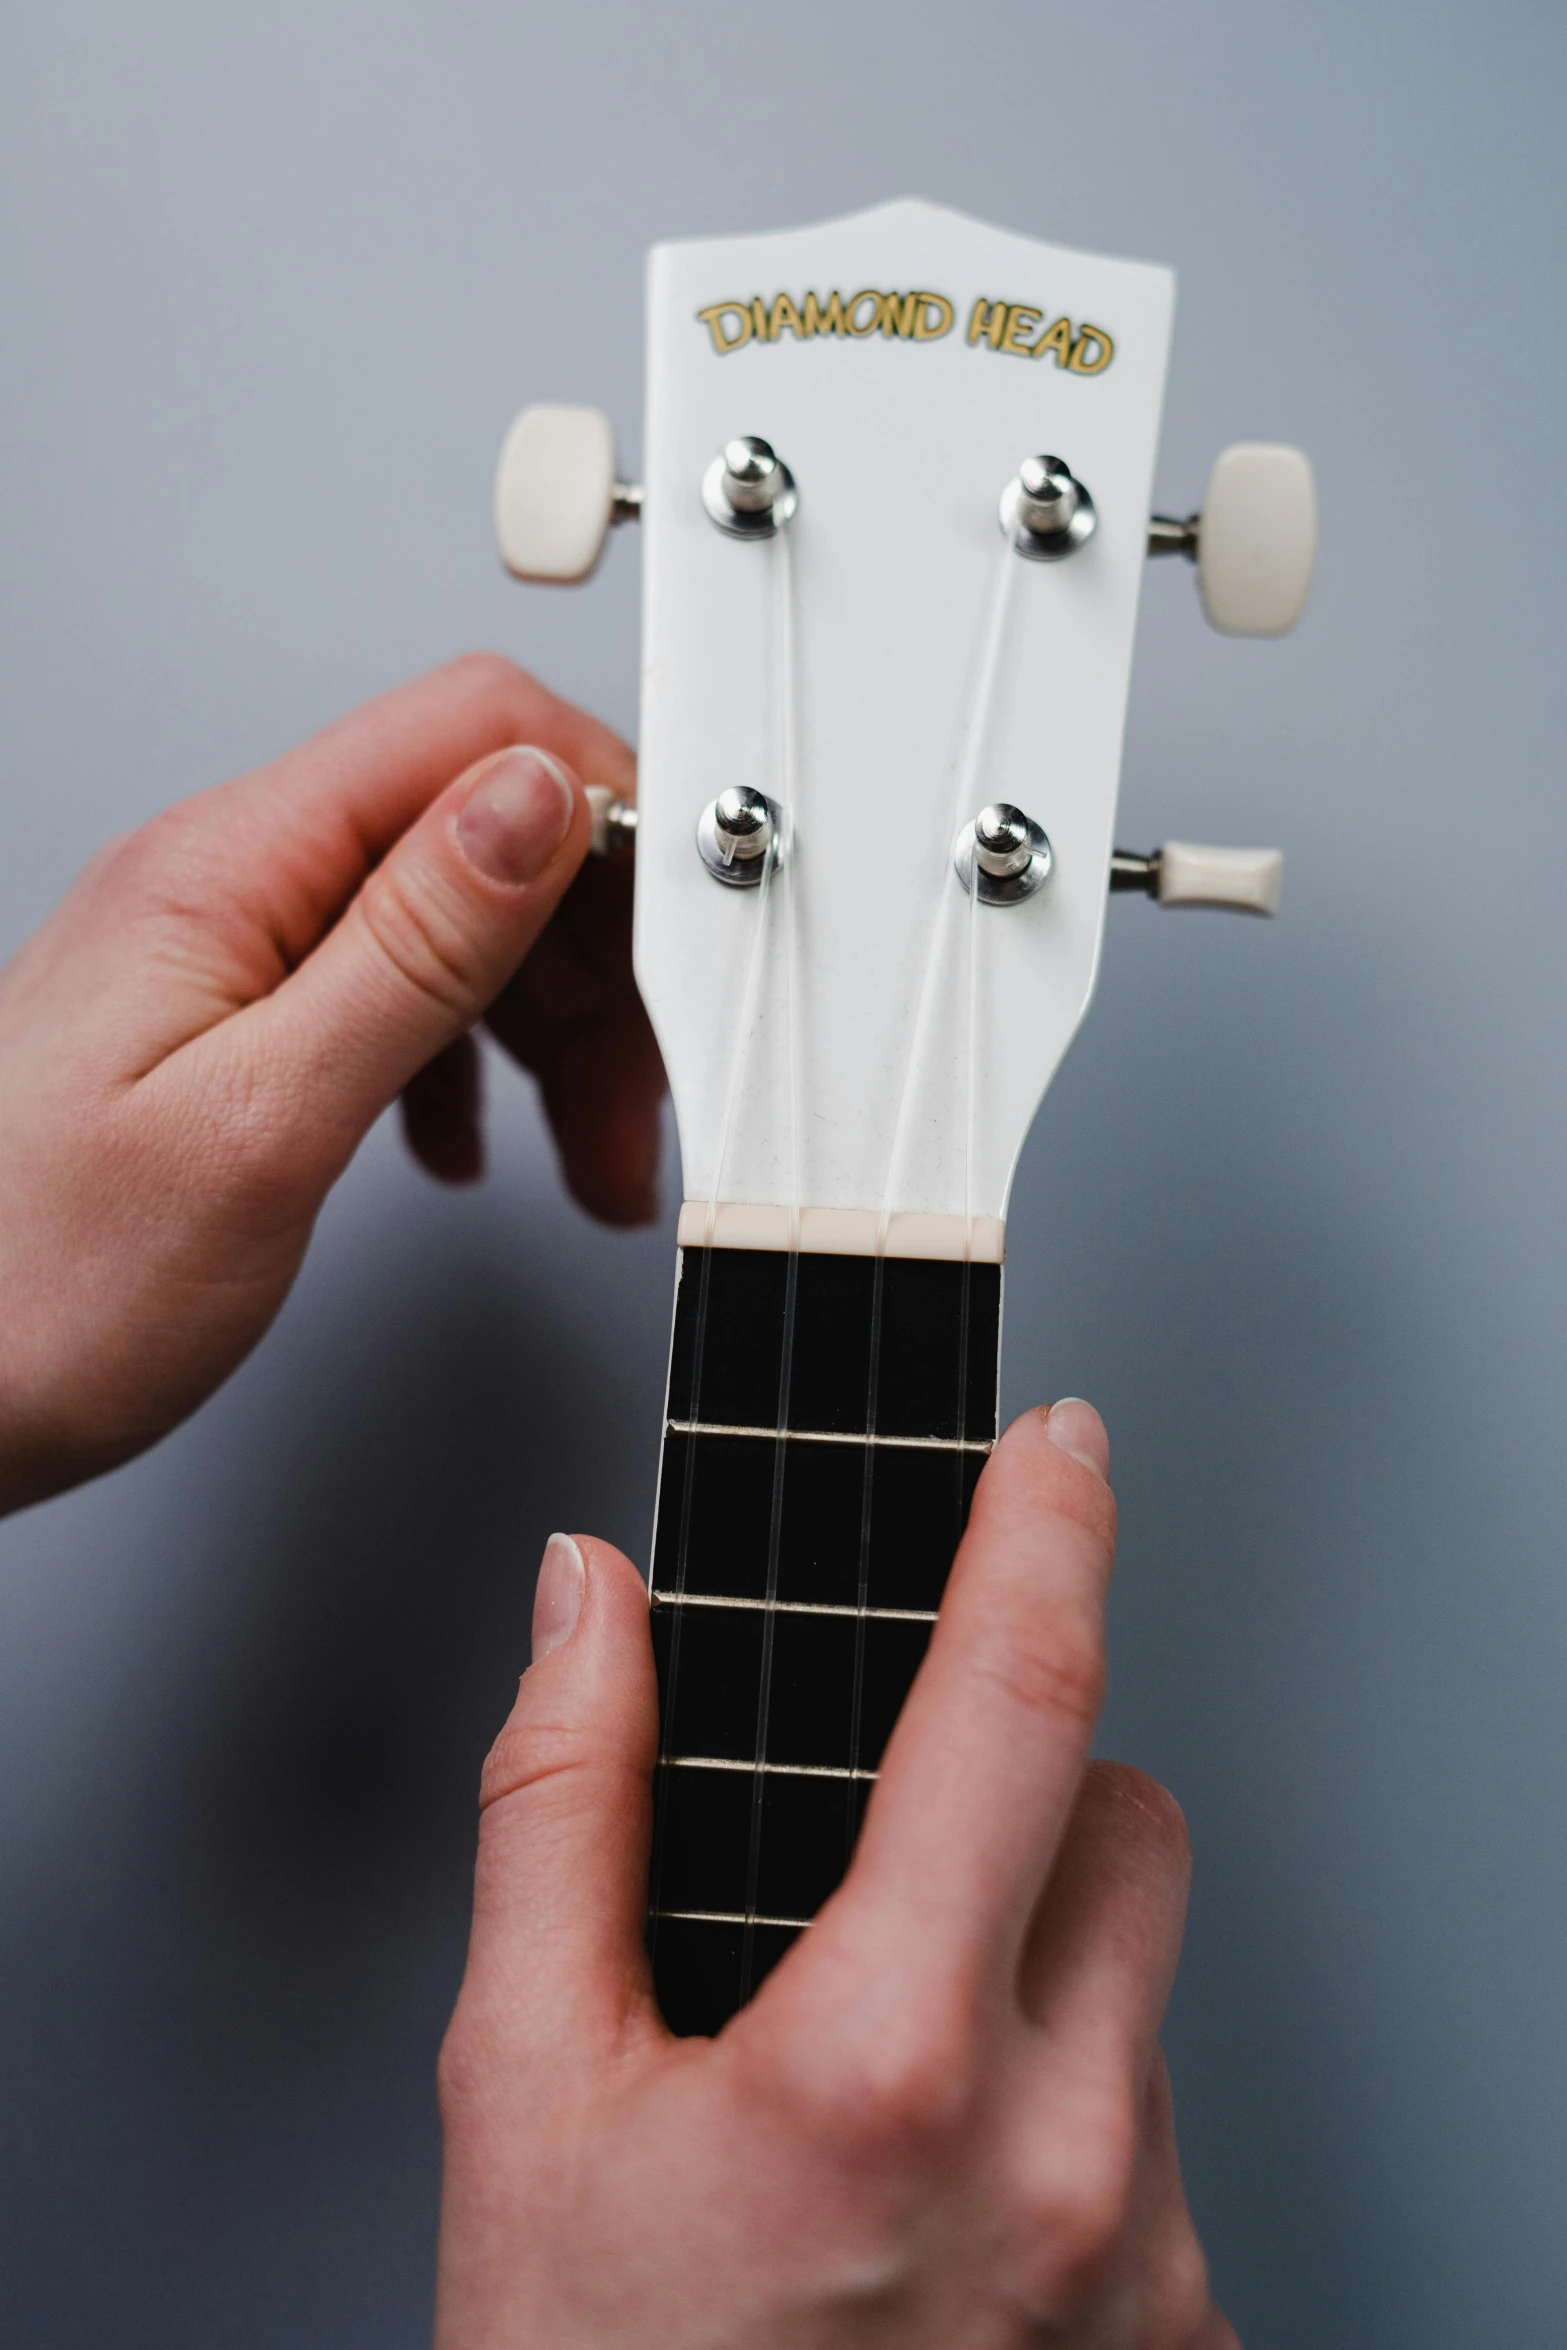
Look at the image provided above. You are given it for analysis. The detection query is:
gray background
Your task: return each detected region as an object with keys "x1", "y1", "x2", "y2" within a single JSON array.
[{"x1": 1, "y1": 2, "x2": 1563, "y2": 2342}]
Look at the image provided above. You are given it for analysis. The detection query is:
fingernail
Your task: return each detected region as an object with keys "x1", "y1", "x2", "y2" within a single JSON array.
[
  {"x1": 1044, "y1": 1397, "x2": 1110, "y2": 1479},
  {"x1": 456, "y1": 747, "x2": 575, "y2": 886},
  {"x1": 531, "y1": 1533, "x2": 585, "y2": 1661}
]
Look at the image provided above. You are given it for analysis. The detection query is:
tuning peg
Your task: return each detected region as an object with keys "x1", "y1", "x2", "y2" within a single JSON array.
[
  {"x1": 584, "y1": 784, "x2": 637, "y2": 856},
  {"x1": 495, "y1": 404, "x2": 641, "y2": 585},
  {"x1": 1148, "y1": 444, "x2": 1317, "y2": 636},
  {"x1": 1111, "y1": 842, "x2": 1283, "y2": 915}
]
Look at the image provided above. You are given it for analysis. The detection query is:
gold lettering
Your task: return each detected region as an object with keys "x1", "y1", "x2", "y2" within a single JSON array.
[
  {"x1": 1068, "y1": 322, "x2": 1115, "y2": 374},
  {"x1": 911, "y1": 291, "x2": 954, "y2": 340},
  {"x1": 1001, "y1": 304, "x2": 1043, "y2": 356},
  {"x1": 699, "y1": 288, "x2": 1074, "y2": 362},
  {"x1": 769, "y1": 292, "x2": 805, "y2": 341},
  {"x1": 1033, "y1": 315, "x2": 1075, "y2": 367},
  {"x1": 967, "y1": 296, "x2": 1007, "y2": 349},
  {"x1": 696, "y1": 301, "x2": 754, "y2": 355}
]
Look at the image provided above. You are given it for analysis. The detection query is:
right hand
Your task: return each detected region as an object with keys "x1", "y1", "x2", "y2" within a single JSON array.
[
  {"x1": 436, "y1": 1399, "x2": 1237, "y2": 2348},
  {"x1": 0, "y1": 654, "x2": 664, "y2": 1515}
]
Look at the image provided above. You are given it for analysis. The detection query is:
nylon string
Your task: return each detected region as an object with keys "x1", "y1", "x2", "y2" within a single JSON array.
[
  {"x1": 875, "y1": 540, "x2": 1018, "y2": 1260},
  {"x1": 850, "y1": 539, "x2": 1018, "y2": 1878},
  {"x1": 652, "y1": 524, "x2": 804, "y2": 1983}
]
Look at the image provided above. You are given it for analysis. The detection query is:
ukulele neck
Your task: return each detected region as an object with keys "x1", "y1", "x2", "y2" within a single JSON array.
[{"x1": 647, "y1": 1241, "x2": 1001, "y2": 2034}]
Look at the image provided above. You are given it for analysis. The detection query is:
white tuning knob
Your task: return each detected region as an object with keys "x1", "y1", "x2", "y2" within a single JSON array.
[
  {"x1": 1159, "y1": 841, "x2": 1283, "y2": 913},
  {"x1": 1149, "y1": 444, "x2": 1317, "y2": 636},
  {"x1": 494, "y1": 404, "x2": 640, "y2": 585},
  {"x1": 1195, "y1": 444, "x2": 1317, "y2": 636},
  {"x1": 1111, "y1": 843, "x2": 1283, "y2": 913}
]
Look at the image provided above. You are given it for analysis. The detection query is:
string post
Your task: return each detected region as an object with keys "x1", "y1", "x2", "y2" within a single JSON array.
[
  {"x1": 697, "y1": 785, "x2": 781, "y2": 887},
  {"x1": 953, "y1": 803, "x2": 1054, "y2": 906},
  {"x1": 1001, "y1": 453, "x2": 1096, "y2": 560},
  {"x1": 973, "y1": 803, "x2": 1036, "y2": 880},
  {"x1": 703, "y1": 436, "x2": 799, "y2": 539}
]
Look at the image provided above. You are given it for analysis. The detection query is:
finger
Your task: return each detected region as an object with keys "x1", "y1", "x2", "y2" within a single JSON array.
[
  {"x1": 1019, "y1": 1762, "x2": 1191, "y2": 2082},
  {"x1": 484, "y1": 849, "x2": 667, "y2": 1227},
  {"x1": 535, "y1": 1010, "x2": 666, "y2": 1224},
  {"x1": 830, "y1": 1400, "x2": 1117, "y2": 1999},
  {"x1": 212, "y1": 652, "x2": 635, "y2": 970},
  {"x1": 451, "y1": 1534, "x2": 663, "y2": 2073},
  {"x1": 1062, "y1": 2056, "x2": 1228, "y2": 2349},
  {"x1": 214, "y1": 743, "x2": 592, "y2": 1177},
  {"x1": 401, "y1": 1032, "x2": 485, "y2": 1184},
  {"x1": 52, "y1": 658, "x2": 635, "y2": 1081}
]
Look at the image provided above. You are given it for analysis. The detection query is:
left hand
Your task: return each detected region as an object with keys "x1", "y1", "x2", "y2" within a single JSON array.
[
  {"x1": 0, "y1": 653, "x2": 664, "y2": 1516},
  {"x1": 435, "y1": 1402, "x2": 1234, "y2": 2348}
]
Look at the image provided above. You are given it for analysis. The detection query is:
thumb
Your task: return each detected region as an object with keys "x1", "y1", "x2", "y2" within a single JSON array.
[
  {"x1": 228, "y1": 743, "x2": 592, "y2": 1173},
  {"x1": 458, "y1": 1534, "x2": 663, "y2": 2069}
]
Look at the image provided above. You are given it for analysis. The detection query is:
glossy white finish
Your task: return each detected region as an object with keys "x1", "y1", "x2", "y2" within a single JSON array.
[
  {"x1": 1159, "y1": 840, "x2": 1283, "y2": 914},
  {"x1": 495, "y1": 403, "x2": 616, "y2": 583},
  {"x1": 635, "y1": 199, "x2": 1175, "y2": 1238},
  {"x1": 1198, "y1": 442, "x2": 1317, "y2": 636}
]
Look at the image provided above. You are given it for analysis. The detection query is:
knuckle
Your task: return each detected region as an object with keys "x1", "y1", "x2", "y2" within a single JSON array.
[
  {"x1": 1150, "y1": 2223, "x2": 1213, "y2": 2347},
  {"x1": 357, "y1": 862, "x2": 483, "y2": 1022},
  {"x1": 968, "y1": 1602, "x2": 1106, "y2": 1732},
  {"x1": 775, "y1": 1982, "x2": 982, "y2": 2168},
  {"x1": 441, "y1": 649, "x2": 535, "y2": 727},
  {"x1": 110, "y1": 805, "x2": 215, "y2": 921},
  {"x1": 1007, "y1": 2100, "x2": 1138, "y2": 2315},
  {"x1": 479, "y1": 1710, "x2": 588, "y2": 1811}
]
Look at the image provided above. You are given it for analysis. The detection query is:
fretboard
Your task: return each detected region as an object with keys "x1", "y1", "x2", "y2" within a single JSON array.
[{"x1": 646, "y1": 1243, "x2": 1002, "y2": 2035}]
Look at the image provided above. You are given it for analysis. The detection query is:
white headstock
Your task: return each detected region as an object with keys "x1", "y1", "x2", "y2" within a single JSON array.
[{"x1": 497, "y1": 199, "x2": 1311, "y2": 1262}]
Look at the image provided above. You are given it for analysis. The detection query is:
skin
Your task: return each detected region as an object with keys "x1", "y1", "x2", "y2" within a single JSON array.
[
  {"x1": 0, "y1": 653, "x2": 1236, "y2": 2344},
  {"x1": 0, "y1": 653, "x2": 662, "y2": 1516},
  {"x1": 437, "y1": 1410, "x2": 1236, "y2": 2348}
]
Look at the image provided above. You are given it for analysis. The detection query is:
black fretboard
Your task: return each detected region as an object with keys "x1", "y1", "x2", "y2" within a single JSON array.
[{"x1": 646, "y1": 1244, "x2": 1002, "y2": 2035}]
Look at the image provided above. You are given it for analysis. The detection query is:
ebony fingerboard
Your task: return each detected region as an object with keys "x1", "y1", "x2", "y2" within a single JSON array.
[{"x1": 647, "y1": 1245, "x2": 1001, "y2": 2036}]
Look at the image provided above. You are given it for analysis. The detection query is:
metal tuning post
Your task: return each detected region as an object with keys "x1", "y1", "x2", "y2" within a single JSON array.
[
  {"x1": 702, "y1": 436, "x2": 798, "y2": 538},
  {"x1": 954, "y1": 803, "x2": 1054, "y2": 903},
  {"x1": 1148, "y1": 443, "x2": 1316, "y2": 635},
  {"x1": 585, "y1": 785, "x2": 637, "y2": 858},
  {"x1": 495, "y1": 404, "x2": 641, "y2": 584},
  {"x1": 1001, "y1": 454, "x2": 1096, "y2": 560},
  {"x1": 1111, "y1": 842, "x2": 1284, "y2": 915},
  {"x1": 696, "y1": 785, "x2": 782, "y2": 885}
]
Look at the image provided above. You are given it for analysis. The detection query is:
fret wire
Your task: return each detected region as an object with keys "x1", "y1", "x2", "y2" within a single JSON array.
[
  {"x1": 651, "y1": 1908, "x2": 813, "y2": 1931},
  {"x1": 649, "y1": 1248, "x2": 1003, "y2": 2032},
  {"x1": 667, "y1": 1418, "x2": 993, "y2": 1455},
  {"x1": 658, "y1": 1756, "x2": 879, "y2": 1782},
  {"x1": 651, "y1": 1590, "x2": 938, "y2": 1623}
]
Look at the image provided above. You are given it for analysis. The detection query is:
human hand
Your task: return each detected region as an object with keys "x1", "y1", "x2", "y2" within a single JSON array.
[
  {"x1": 436, "y1": 1400, "x2": 1237, "y2": 2348},
  {"x1": 0, "y1": 655, "x2": 663, "y2": 1515}
]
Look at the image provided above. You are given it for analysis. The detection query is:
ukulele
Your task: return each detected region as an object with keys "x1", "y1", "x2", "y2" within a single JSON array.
[{"x1": 493, "y1": 199, "x2": 1314, "y2": 2036}]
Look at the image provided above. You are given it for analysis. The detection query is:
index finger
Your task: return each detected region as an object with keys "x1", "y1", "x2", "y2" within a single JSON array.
[
  {"x1": 828, "y1": 1402, "x2": 1117, "y2": 2001},
  {"x1": 211, "y1": 652, "x2": 635, "y2": 967}
]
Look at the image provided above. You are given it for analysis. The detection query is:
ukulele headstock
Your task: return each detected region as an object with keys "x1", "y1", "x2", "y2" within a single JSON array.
[{"x1": 496, "y1": 199, "x2": 1315, "y2": 1259}]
